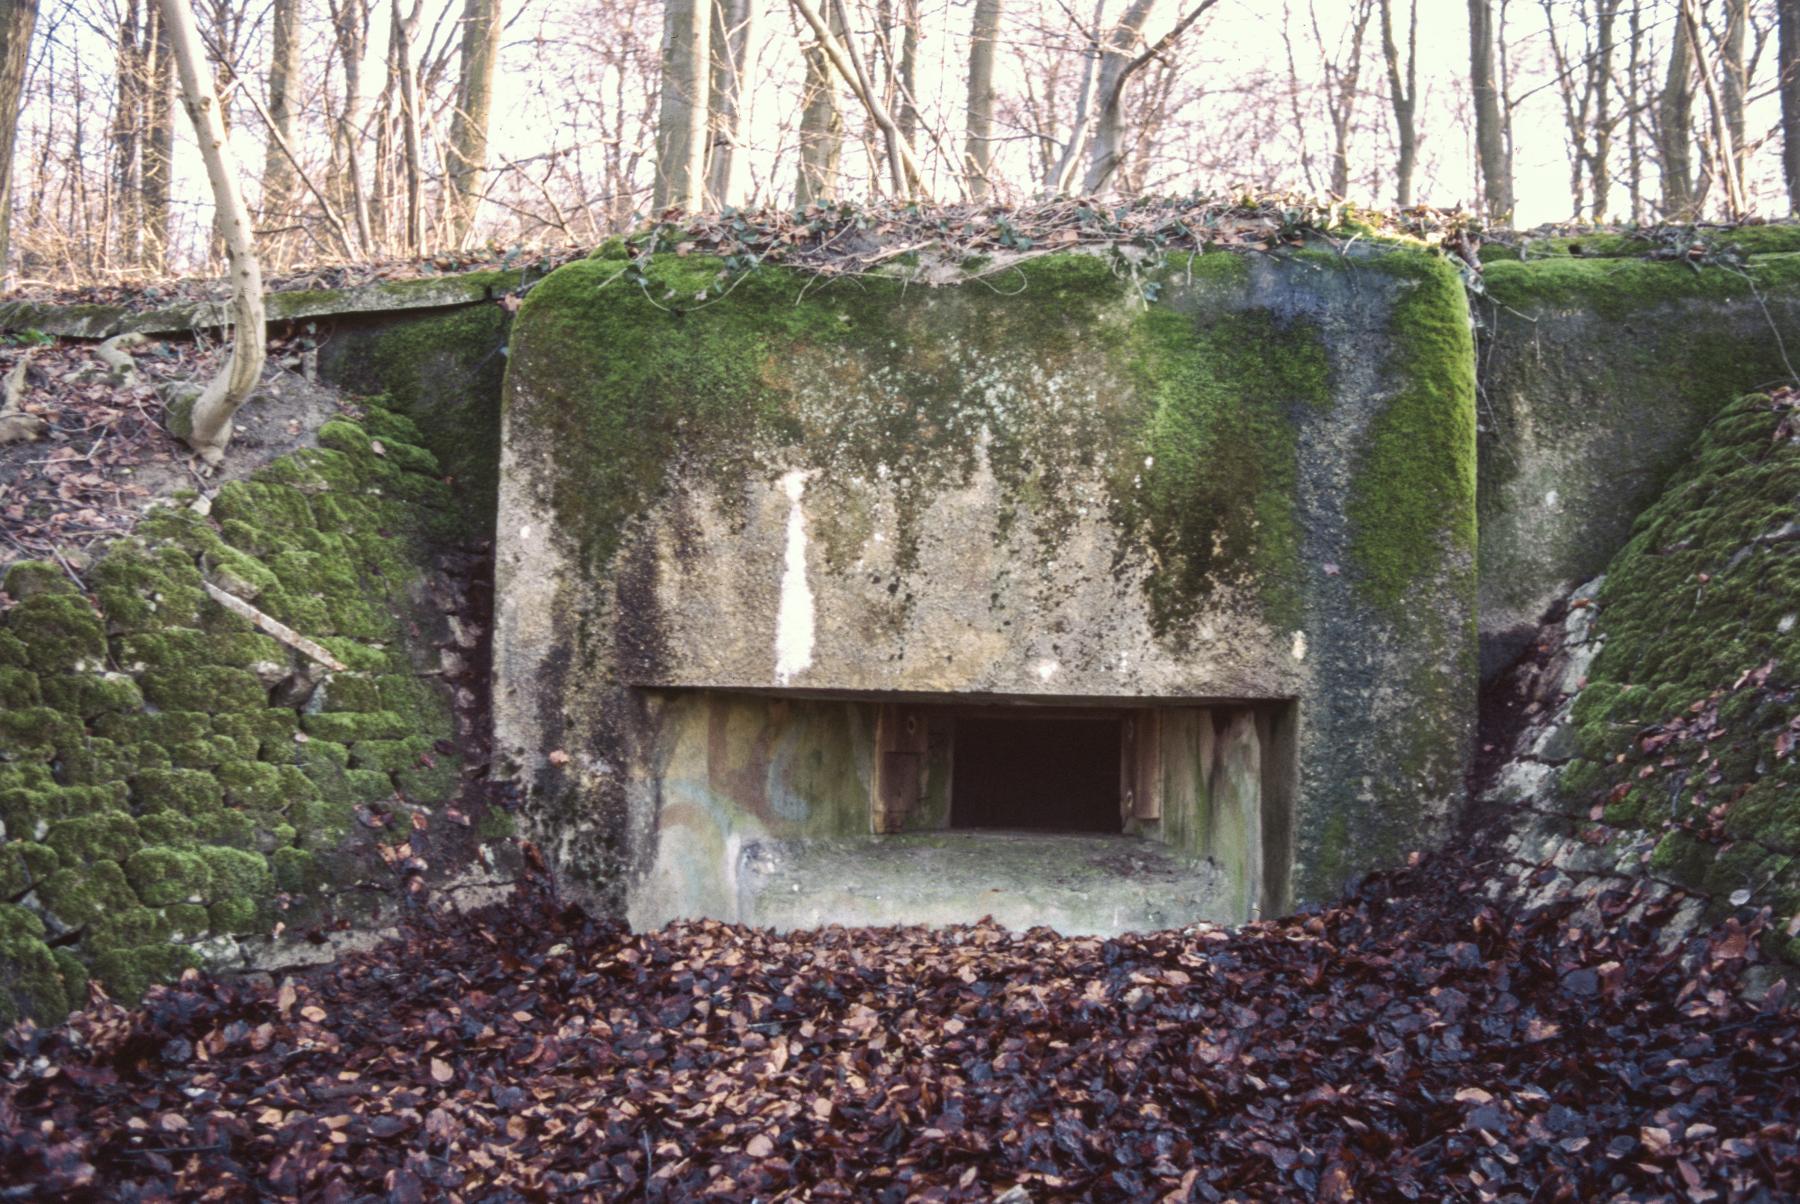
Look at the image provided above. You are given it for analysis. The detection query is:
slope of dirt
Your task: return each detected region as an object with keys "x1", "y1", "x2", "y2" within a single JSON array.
[
  {"x1": 1, "y1": 847, "x2": 1793, "y2": 1202},
  {"x1": 0, "y1": 337, "x2": 340, "y2": 570}
]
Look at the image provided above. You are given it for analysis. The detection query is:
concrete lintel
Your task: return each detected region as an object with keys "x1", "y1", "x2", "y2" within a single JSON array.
[{"x1": 0, "y1": 268, "x2": 531, "y2": 339}]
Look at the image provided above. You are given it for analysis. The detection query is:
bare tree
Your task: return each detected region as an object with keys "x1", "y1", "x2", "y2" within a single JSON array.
[
  {"x1": 795, "y1": 0, "x2": 843, "y2": 203},
  {"x1": 1783, "y1": 0, "x2": 1800, "y2": 212},
  {"x1": 326, "y1": 0, "x2": 374, "y2": 249},
  {"x1": 1681, "y1": 0, "x2": 1744, "y2": 217},
  {"x1": 143, "y1": 2, "x2": 172, "y2": 269},
  {"x1": 1041, "y1": 0, "x2": 1217, "y2": 195},
  {"x1": 259, "y1": 0, "x2": 300, "y2": 235},
  {"x1": 1377, "y1": 0, "x2": 1417, "y2": 207},
  {"x1": 1659, "y1": 0, "x2": 1697, "y2": 217},
  {"x1": 788, "y1": 0, "x2": 927, "y2": 198},
  {"x1": 1305, "y1": 0, "x2": 1372, "y2": 200},
  {"x1": 1625, "y1": 0, "x2": 1646, "y2": 219},
  {"x1": 447, "y1": 0, "x2": 502, "y2": 239},
  {"x1": 1542, "y1": 0, "x2": 1620, "y2": 220},
  {"x1": 1468, "y1": 0, "x2": 1513, "y2": 221},
  {"x1": 655, "y1": 0, "x2": 710, "y2": 208},
  {"x1": 1721, "y1": 0, "x2": 1748, "y2": 193},
  {"x1": 965, "y1": 0, "x2": 1003, "y2": 197},
  {"x1": 390, "y1": 0, "x2": 424, "y2": 252},
  {"x1": 1079, "y1": 0, "x2": 1158, "y2": 194},
  {"x1": 0, "y1": 0, "x2": 38, "y2": 277},
  {"x1": 159, "y1": 0, "x2": 265, "y2": 465},
  {"x1": 706, "y1": 0, "x2": 758, "y2": 207}
]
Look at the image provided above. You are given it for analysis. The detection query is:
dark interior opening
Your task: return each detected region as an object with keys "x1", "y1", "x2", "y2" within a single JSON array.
[{"x1": 951, "y1": 714, "x2": 1123, "y2": 832}]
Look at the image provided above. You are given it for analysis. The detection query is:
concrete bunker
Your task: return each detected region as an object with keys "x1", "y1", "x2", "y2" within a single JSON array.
[
  {"x1": 624, "y1": 689, "x2": 1294, "y2": 934},
  {"x1": 495, "y1": 246, "x2": 1479, "y2": 934}
]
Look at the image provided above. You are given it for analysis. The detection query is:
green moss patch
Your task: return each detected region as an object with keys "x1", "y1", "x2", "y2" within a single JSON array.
[
  {"x1": 511, "y1": 250, "x2": 1368, "y2": 635},
  {"x1": 0, "y1": 400, "x2": 469, "y2": 1023},
  {"x1": 1125, "y1": 299, "x2": 1329, "y2": 630},
  {"x1": 1551, "y1": 390, "x2": 1800, "y2": 957},
  {"x1": 1349, "y1": 253, "x2": 1478, "y2": 614}
]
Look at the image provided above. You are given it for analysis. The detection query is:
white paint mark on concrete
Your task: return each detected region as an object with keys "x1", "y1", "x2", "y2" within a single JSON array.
[
  {"x1": 1291, "y1": 631, "x2": 1308, "y2": 661},
  {"x1": 1035, "y1": 659, "x2": 1059, "y2": 682},
  {"x1": 519, "y1": 525, "x2": 531, "y2": 541},
  {"x1": 775, "y1": 470, "x2": 816, "y2": 684}
]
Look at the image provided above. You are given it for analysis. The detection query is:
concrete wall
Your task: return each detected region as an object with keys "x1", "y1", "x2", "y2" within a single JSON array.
[
  {"x1": 494, "y1": 246, "x2": 1480, "y2": 918},
  {"x1": 1475, "y1": 252, "x2": 1800, "y2": 675}
]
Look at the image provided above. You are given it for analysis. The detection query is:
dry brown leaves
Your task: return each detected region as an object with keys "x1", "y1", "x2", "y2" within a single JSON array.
[
  {"x1": 608, "y1": 194, "x2": 1480, "y2": 287},
  {"x1": 0, "y1": 339, "x2": 198, "y2": 566},
  {"x1": 2, "y1": 850, "x2": 1795, "y2": 1202}
]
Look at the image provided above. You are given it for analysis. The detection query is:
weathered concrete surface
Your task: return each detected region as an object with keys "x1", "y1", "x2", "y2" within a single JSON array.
[
  {"x1": 724, "y1": 831, "x2": 1235, "y2": 937},
  {"x1": 0, "y1": 269, "x2": 532, "y2": 339},
  {"x1": 1474, "y1": 254, "x2": 1800, "y2": 677},
  {"x1": 495, "y1": 247, "x2": 1479, "y2": 919},
  {"x1": 622, "y1": 690, "x2": 1270, "y2": 929}
]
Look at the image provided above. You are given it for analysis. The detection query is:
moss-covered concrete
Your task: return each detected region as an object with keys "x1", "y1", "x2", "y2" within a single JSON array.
[
  {"x1": 496, "y1": 246, "x2": 1478, "y2": 917},
  {"x1": 1477, "y1": 223, "x2": 1800, "y2": 264},
  {"x1": 1546, "y1": 391, "x2": 1800, "y2": 962},
  {"x1": 315, "y1": 304, "x2": 512, "y2": 533},
  {"x1": 0, "y1": 403, "x2": 467, "y2": 1025},
  {"x1": 0, "y1": 268, "x2": 532, "y2": 340},
  {"x1": 1475, "y1": 253, "x2": 1800, "y2": 675}
]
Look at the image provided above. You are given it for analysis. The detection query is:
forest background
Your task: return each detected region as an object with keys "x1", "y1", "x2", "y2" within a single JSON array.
[{"x1": 0, "y1": 0, "x2": 1796, "y2": 286}]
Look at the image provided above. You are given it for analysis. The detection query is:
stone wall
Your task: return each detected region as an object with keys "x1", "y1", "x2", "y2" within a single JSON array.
[
  {"x1": 1478, "y1": 389, "x2": 1800, "y2": 969},
  {"x1": 0, "y1": 407, "x2": 505, "y2": 1025},
  {"x1": 494, "y1": 246, "x2": 1480, "y2": 917}
]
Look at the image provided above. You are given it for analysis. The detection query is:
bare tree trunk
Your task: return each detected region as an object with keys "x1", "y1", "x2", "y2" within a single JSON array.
[
  {"x1": 1591, "y1": 0, "x2": 1615, "y2": 219},
  {"x1": 706, "y1": 0, "x2": 756, "y2": 207},
  {"x1": 0, "y1": 0, "x2": 38, "y2": 280},
  {"x1": 142, "y1": 4, "x2": 173, "y2": 273},
  {"x1": 112, "y1": 0, "x2": 144, "y2": 266},
  {"x1": 1078, "y1": 0, "x2": 1219, "y2": 194},
  {"x1": 1682, "y1": 0, "x2": 1744, "y2": 218},
  {"x1": 447, "y1": 0, "x2": 500, "y2": 240},
  {"x1": 795, "y1": 1, "x2": 842, "y2": 205},
  {"x1": 1628, "y1": 0, "x2": 1644, "y2": 219},
  {"x1": 159, "y1": 0, "x2": 264, "y2": 466},
  {"x1": 1378, "y1": 0, "x2": 1417, "y2": 208},
  {"x1": 964, "y1": 0, "x2": 1002, "y2": 198},
  {"x1": 895, "y1": 0, "x2": 918, "y2": 147},
  {"x1": 1659, "y1": 3, "x2": 1696, "y2": 218},
  {"x1": 654, "y1": 0, "x2": 709, "y2": 210},
  {"x1": 1722, "y1": 0, "x2": 1747, "y2": 194},
  {"x1": 788, "y1": 0, "x2": 928, "y2": 198},
  {"x1": 329, "y1": 0, "x2": 374, "y2": 251},
  {"x1": 1783, "y1": 0, "x2": 1800, "y2": 213},
  {"x1": 1047, "y1": 0, "x2": 1107, "y2": 193},
  {"x1": 1468, "y1": 0, "x2": 1513, "y2": 221},
  {"x1": 1318, "y1": 0, "x2": 1372, "y2": 201},
  {"x1": 1081, "y1": 0, "x2": 1159, "y2": 195},
  {"x1": 260, "y1": 0, "x2": 300, "y2": 235},
  {"x1": 391, "y1": 0, "x2": 424, "y2": 254}
]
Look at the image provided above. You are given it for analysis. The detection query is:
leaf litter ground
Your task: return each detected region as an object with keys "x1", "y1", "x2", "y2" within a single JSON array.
[{"x1": 3, "y1": 847, "x2": 1796, "y2": 1202}]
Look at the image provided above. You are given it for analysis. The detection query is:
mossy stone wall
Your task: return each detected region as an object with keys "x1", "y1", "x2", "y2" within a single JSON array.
[
  {"x1": 1475, "y1": 253, "x2": 1800, "y2": 675},
  {"x1": 1541, "y1": 391, "x2": 1800, "y2": 963},
  {"x1": 495, "y1": 247, "x2": 1479, "y2": 915},
  {"x1": 314, "y1": 304, "x2": 511, "y2": 533},
  {"x1": 0, "y1": 407, "x2": 464, "y2": 1025}
]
